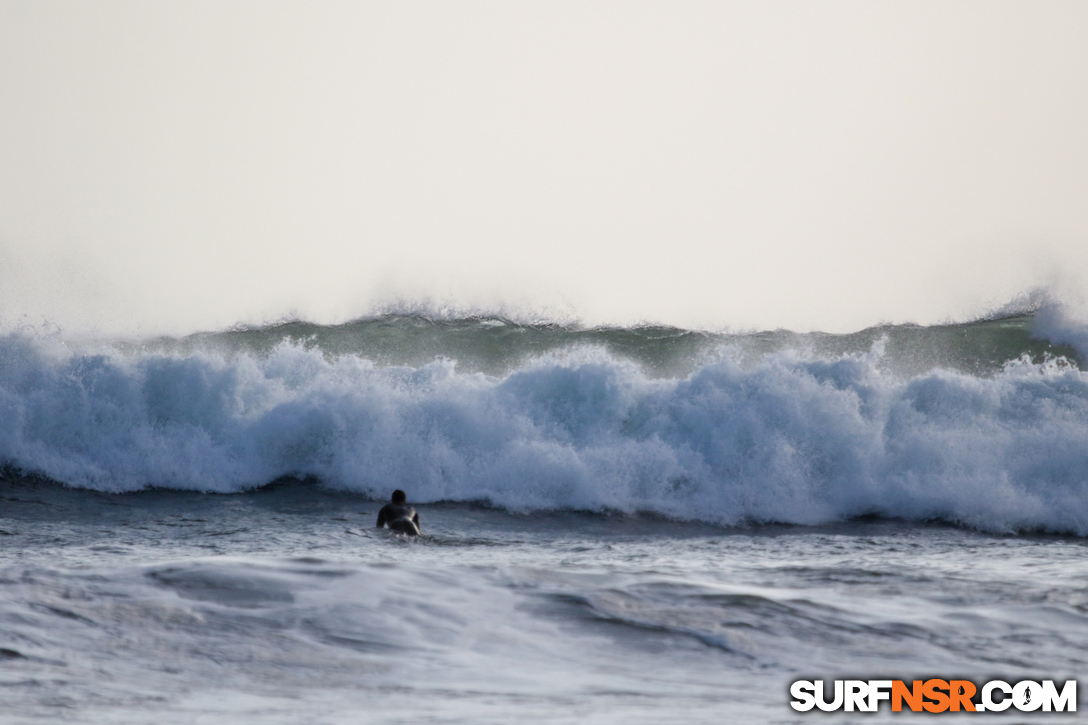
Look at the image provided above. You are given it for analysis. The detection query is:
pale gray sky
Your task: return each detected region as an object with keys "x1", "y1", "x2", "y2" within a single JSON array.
[{"x1": 1, "y1": 1, "x2": 1086, "y2": 335}]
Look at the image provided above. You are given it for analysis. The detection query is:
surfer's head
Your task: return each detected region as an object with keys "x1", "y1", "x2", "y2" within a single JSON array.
[{"x1": 392, "y1": 489, "x2": 407, "y2": 503}]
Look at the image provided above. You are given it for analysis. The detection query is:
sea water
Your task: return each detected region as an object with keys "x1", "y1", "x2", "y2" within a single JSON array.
[{"x1": 2, "y1": 311, "x2": 1087, "y2": 723}]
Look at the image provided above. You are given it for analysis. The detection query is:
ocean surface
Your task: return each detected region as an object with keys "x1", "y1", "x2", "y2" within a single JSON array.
[{"x1": 2, "y1": 311, "x2": 1088, "y2": 723}]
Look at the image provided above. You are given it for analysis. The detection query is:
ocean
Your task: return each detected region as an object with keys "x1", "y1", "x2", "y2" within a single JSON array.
[{"x1": 2, "y1": 311, "x2": 1087, "y2": 723}]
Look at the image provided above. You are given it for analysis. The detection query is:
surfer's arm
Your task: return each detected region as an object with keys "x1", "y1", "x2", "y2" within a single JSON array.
[
  {"x1": 412, "y1": 512, "x2": 420, "y2": 532},
  {"x1": 376, "y1": 509, "x2": 386, "y2": 528}
]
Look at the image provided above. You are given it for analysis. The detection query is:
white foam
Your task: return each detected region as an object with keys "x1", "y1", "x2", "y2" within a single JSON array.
[
  {"x1": 1032, "y1": 302, "x2": 1088, "y2": 362},
  {"x1": 2, "y1": 331, "x2": 1088, "y2": 534}
]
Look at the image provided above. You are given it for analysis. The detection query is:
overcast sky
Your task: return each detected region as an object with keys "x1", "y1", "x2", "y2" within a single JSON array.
[{"x1": 1, "y1": 1, "x2": 1086, "y2": 336}]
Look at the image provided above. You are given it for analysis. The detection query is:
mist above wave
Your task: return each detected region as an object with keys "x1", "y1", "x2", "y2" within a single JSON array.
[{"x1": 3, "y1": 315, "x2": 1088, "y2": 534}]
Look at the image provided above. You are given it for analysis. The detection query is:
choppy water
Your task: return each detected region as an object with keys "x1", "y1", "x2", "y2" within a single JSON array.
[
  {"x1": 2, "y1": 310, "x2": 1088, "y2": 722},
  {"x1": 2, "y1": 480, "x2": 1086, "y2": 724}
]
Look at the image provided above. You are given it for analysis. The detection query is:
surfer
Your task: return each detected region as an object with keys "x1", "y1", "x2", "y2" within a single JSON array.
[{"x1": 376, "y1": 489, "x2": 421, "y2": 535}]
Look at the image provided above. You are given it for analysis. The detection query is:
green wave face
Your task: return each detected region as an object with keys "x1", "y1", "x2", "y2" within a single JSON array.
[{"x1": 126, "y1": 313, "x2": 1078, "y2": 379}]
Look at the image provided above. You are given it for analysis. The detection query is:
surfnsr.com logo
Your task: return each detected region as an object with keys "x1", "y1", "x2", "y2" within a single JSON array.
[{"x1": 790, "y1": 679, "x2": 1077, "y2": 713}]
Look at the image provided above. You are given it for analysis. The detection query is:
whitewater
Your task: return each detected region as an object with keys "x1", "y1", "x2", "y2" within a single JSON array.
[{"x1": 2, "y1": 310, "x2": 1088, "y2": 722}]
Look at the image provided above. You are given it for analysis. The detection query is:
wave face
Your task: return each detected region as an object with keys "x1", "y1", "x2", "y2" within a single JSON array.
[{"x1": 3, "y1": 314, "x2": 1088, "y2": 533}]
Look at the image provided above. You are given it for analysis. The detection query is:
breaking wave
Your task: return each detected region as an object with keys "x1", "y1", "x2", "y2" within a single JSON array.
[{"x1": 3, "y1": 311, "x2": 1088, "y2": 534}]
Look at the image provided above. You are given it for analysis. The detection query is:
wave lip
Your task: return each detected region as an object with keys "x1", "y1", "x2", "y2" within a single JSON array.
[{"x1": 2, "y1": 326, "x2": 1088, "y2": 535}]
